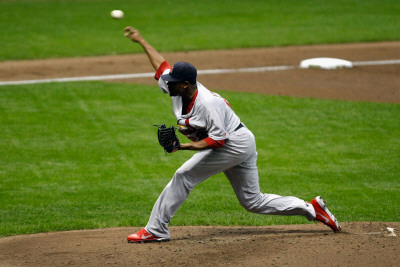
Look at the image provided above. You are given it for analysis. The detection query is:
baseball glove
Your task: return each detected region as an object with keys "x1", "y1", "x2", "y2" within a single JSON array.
[{"x1": 155, "y1": 124, "x2": 180, "y2": 153}]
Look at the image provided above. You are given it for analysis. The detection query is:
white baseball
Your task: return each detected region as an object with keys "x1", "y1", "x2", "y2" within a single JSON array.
[{"x1": 111, "y1": 10, "x2": 124, "y2": 19}]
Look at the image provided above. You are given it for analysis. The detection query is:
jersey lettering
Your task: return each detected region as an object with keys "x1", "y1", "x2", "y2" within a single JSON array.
[{"x1": 210, "y1": 91, "x2": 232, "y2": 108}]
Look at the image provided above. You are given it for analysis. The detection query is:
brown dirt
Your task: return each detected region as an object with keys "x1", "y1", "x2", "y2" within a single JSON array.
[
  {"x1": 1, "y1": 41, "x2": 399, "y2": 103},
  {"x1": 1, "y1": 223, "x2": 399, "y2": 267},
  {"x1": 1, "y1": 42, "x2": 399, "y2": 266}
]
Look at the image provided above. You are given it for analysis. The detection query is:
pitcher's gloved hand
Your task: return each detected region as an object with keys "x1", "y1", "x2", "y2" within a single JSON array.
[{"x1": 156, "y1": 124, "x2": 180, "y2": 153}]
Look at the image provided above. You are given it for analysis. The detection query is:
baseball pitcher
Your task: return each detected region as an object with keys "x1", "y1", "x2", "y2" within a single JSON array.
[{"x1": 123, "y1": 27, "x2": 341, "y2": 243}]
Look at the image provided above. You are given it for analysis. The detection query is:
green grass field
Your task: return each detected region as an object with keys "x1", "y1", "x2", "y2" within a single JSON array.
[
  {"x1": 1, "y1": 0, "x2": 400, "y2": 60},
  {"x1": 0, "y1": 0, "x2": 399, "y2": 237},
  {"x1": 1, "y1": 83, "x2": 399, "y2": 236}
]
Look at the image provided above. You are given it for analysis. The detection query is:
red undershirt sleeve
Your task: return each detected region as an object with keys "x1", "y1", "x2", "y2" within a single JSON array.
[
  {"x1": 204, "y1": 137, "x2": 225, "y2": 148},
  {"x1": 154, "y1": 61, "x2": 172, "y2": 80}
]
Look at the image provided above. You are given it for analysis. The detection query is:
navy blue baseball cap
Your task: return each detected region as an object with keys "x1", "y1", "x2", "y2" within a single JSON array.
[{"x1": 161, "y1": 61, "x2": 197, "y2": 84}]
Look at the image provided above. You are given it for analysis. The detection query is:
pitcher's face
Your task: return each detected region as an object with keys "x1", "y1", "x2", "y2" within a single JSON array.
[{"x1": 167, "y1": 81, "x2": 188, "y2": 97}]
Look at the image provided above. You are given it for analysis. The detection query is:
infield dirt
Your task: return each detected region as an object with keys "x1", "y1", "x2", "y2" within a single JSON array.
[{"x1": 1, "y1": 42, "x2": 399, "y2": 266}]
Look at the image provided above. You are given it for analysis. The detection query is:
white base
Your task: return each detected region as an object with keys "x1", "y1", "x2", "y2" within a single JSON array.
[{"x1": 300, "y1": 57, "x2": 353, "y2": 70}]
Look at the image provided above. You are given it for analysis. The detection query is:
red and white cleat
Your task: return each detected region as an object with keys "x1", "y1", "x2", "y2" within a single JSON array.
[
  {"x1": 127, "y1": 228, "x2": 169, "y2": 243},
  {"x1": 310, "y1": 196, "x2": 341, "y2": 232}
]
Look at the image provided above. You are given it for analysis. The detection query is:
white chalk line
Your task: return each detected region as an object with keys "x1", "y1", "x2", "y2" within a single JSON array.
[
  {"x1": 1, "y1": 59, "x2": 399, "y2": 86},
  {"x1": 352, "y1": 59, "x2": 400, "y2": 66}
]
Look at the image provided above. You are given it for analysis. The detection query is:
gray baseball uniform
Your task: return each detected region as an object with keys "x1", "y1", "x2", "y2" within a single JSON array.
[{"x1": 144, "y1": 62, "x2": 316, "y2": 238}]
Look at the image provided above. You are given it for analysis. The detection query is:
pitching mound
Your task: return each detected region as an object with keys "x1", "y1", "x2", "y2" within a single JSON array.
[{"x1": 1, "y1": 222, "x2": 399, "y2": 266}]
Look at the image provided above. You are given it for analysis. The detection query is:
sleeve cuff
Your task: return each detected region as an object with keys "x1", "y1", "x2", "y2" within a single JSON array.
[
  {"x1": 154, "y1": 61, "x2": 172, "y2": 80},
  {"x1": 204, "y1": 137, "x2": 225, "y2": 148}
]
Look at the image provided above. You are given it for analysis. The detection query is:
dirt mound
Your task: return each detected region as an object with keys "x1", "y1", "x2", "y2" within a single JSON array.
[{"x1": 1, "y1": 222, "x2": 399, "y2": 266}]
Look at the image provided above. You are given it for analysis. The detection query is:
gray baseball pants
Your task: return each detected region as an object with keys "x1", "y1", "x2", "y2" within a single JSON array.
[{"x1": 146, "y1": 127, "x2": 316, "y2": 238}]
